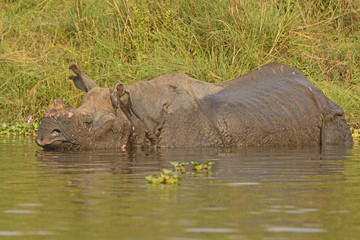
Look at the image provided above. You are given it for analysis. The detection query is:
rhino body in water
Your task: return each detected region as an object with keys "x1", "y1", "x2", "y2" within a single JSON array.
[{"x1": 35, "y1": 63, "x2": 353, "y2": 150}]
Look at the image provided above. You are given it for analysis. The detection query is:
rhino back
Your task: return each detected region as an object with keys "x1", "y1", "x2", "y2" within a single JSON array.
[
  {"x1": 126, "y1": 63, "x2": 352, "y2": 147},
  {"x1": 198, "y1": 63, "x2": 352, "y2": 146}
]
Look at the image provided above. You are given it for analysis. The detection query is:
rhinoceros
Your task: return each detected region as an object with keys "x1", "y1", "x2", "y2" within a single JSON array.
[{"x1": 35, "y1": 63, "x2": 353, "y2": 150}]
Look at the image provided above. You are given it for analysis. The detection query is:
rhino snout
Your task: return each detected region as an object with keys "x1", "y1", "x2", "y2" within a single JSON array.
[
  {"x1": 35, "y1": 135, "x2": 49, "y2": 147},
  {"x1": 35, "y1": 129, "x2": 67, "y2": 148}
]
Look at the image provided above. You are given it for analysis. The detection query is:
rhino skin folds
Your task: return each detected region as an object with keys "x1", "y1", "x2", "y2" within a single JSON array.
[{"x1": 35, "y1": 63, "x2": 353, "y2": 150}]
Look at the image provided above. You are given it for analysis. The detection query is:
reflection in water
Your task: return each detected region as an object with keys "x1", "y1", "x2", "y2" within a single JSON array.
[
  {"x1": 0, "y1": 136, "x2": 359, "y2": 239},
  {"x1": 35, "y1": 145, "x2": 349, "y2": 176},
  {"x1": 36, "y1": 147, "x2": 225, "y2": 175}
]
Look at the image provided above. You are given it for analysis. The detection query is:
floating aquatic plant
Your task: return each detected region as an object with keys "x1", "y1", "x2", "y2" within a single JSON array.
[
  {"x1": 191, "y1": 161, "x2": 216, "y2": 172},
  {"x1": 170, "y1": 162, "x2": 188, "y2": 172},
  {"x1": 146, "y1": 169, "x2": 180, "y2": 184},
  {"x1": 146, "y1": 160, "x2": 217, "y2": 184}
]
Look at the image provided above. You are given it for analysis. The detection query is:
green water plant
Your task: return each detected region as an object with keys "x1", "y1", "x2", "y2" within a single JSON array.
[
  {"x1": 0, "y1": 122, "x2": 39, "y2": 136},
  {"x1": 146, "y1": 169, "x2": 180, "y2": 184},
  {"x1": 351, "y1": 127, "x2": 360, "y2": 140},
  {"x1": 191, "y1": 161, "x2": 216, "y2": 172},
  {"x1": 170, "y1": 162, "x2": 188, "y2": 172},
  {"x1": 146, "y1": 160, "x2": 217, "y2": 184}
]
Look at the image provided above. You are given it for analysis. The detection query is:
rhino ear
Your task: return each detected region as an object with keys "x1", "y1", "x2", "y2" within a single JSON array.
[{"x1": 68, "y1": 64, "x2": 98, "y2": 92}]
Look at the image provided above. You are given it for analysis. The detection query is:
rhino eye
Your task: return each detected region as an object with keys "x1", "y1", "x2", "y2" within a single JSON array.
[{"x1": 51, "y1": 129, "x2": 61, "y2": 136}]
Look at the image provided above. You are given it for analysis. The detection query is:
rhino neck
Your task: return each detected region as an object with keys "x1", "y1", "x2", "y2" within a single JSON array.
[
  {"x1": 125, "y1": 75, "x2": 222, "y2": 148},
  {"x1": 120, "y1": 106, "x2": 157, "y2": 148}
]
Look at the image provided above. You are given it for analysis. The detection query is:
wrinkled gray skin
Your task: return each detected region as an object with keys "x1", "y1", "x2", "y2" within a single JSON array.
[{"x1": 35, "y1": 63, "x2": 353, "y2": 150}]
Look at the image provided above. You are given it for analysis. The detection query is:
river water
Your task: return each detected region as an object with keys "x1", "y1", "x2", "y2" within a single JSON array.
[{"x1": 0, "y1": 136, "x2": 359, "y2": 239}]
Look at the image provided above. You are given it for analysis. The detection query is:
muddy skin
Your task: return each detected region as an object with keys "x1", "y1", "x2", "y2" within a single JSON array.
[{"x1": 35, "y1": 63, "x2": 353, "y2": 150}]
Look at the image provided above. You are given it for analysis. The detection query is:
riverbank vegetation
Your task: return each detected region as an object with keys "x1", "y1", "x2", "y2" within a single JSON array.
[{"x1": 1, "y1": 0, "x2": 359, "y2": 135}]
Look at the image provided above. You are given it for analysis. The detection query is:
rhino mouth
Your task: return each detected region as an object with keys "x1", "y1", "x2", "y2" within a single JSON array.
[
  {"x1": 35, "y1": 139, "x2": 77, "y2": 150},
  {"x1": 40, "y1": 141, "x2": 73, "y2": 150}
]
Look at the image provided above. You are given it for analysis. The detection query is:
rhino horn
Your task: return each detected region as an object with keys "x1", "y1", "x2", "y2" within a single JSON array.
[{"x1": 43, "y1": 99, "x2": 70, "y2": 117}]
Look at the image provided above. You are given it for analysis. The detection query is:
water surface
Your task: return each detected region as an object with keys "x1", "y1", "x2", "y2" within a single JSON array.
[{"x1": 0, "y1": 136, "x2": 359, "y2": 239}]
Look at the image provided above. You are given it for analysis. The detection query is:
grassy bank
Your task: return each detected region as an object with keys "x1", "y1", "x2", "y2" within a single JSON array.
[{"x1": 1, "y1": 0, "x2": 359, "y2": 134}]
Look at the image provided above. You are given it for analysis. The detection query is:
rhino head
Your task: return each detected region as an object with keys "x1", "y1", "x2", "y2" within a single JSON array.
[{"x1": 35, "y1": 64, "x2": 135, "y2": 150}]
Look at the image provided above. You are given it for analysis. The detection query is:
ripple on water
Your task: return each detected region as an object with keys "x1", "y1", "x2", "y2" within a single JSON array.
[
  {"x1": 267, "y1": 226, "x2": 326, "y2": 233},
  {"x1": 285, "y1": 208, "x2": 319, "y2": 214},
  {"x1": 227, "y1": 182, "x2": 260, "y2": 186},
  {"x1": 3, "y1": 210, "x2": 35, "y2": 214},
  {"x1": 185, "y1": 228, "x2": 235, "y2": 233},
  {"x1": 0, "y1": 231, "x2": 23, "y2": 236},
  {"x1": 0, "y1": 231, "x2": 52, "y2": 236},
  {"x1": 15, "y1": 203, "x2": 43, "y2": 207}
]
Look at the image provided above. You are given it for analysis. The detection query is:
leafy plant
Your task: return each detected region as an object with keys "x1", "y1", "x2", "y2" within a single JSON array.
[
  {"x1": 0, "y1": 121, "x2": 38, "y2": 136},
  {"x1": 191, "y1": 161, "x2": 216, "y2": 172},
  {"x1": 146, "y1": 160, "x2": 217, "y2": 184},
  {"x1": 170, "y1": 162, "x2": 188, "y2": 172},
  {"x1": 146, "y1": 169, "x2": 180, "y2": 184},
  {"x1": 191, "y1": 162, "x2": 204, "y2": 172},
  {"x1": 352, "y1": 128, "x2": 360, "y2": 139}
]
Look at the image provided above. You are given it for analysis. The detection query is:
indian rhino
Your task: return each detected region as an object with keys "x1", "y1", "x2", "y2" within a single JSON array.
[{"x1": 35, "y1": 63, "x2": 353, "y2": 150}]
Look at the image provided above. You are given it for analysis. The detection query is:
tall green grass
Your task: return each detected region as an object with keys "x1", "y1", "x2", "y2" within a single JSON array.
[{"x1": 1, "y1": 0, "x2": 359, "y2": 131}]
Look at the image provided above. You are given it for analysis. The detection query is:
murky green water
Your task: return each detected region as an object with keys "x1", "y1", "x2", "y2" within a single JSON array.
[{"x1": 0, "y1": 136, "x2": 359, "y2": 240}]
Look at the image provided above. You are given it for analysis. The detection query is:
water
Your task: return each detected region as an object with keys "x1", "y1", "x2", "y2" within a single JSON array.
[{"x1": 0, "y1": 136, "x2": 359, "y2": 240}]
